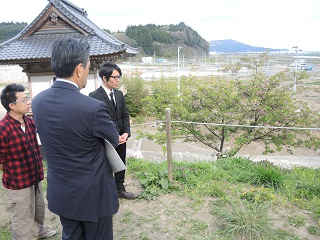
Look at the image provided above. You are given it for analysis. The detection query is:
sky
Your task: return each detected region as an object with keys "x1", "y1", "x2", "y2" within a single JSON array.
[{"x1": 1, "y1": 0, "x2": 320, "y2": 51}]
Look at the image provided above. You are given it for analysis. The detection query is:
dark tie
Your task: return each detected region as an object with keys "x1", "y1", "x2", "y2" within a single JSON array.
[{"x1": 110, "y1": 92, "x2": 116, "y2": 110}]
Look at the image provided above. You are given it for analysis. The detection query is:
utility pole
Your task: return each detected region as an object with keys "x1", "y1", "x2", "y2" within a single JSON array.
[
  {"x1": 293, "y1": 46, "x2": 301, "y2": 92},
  {"x1": 178, "y1": 46, "x2": 182, "y2": 96}
]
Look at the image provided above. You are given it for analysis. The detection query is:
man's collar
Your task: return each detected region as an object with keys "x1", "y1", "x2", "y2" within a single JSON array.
[
  {"x1": 102, "y1": 85, "x2": 113, "y2": 95},
  {"x1": 56, "y1": 78, "x2": 79, "y2": 89}
]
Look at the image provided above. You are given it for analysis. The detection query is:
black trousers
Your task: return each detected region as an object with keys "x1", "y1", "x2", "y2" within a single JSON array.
[
  {"x1": 60, "y1": 215, "x2": 113, "y2": 240},
  {"x1": 115, "y1": 142, "x2": 126, "y2": 191}
]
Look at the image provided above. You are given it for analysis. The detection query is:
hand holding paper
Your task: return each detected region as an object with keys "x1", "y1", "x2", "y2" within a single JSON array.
[{"x1": 104, "y1": 139, "x2": 127, "y2": 173}]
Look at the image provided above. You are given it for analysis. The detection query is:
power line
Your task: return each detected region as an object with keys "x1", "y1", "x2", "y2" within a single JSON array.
[{"x1": 131, "y1": 120, "x2": 320, "y2": 131}]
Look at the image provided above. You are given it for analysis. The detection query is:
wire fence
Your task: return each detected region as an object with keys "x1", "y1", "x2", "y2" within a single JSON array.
[
  {"x1": 132, "y1": 120, "x2": 320, "y2": 131},
  {"x1": 129, "y1": 108, "x2": 320, "y2": 180}
]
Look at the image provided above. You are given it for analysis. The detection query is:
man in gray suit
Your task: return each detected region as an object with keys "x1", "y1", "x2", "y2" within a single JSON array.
[{"x1": 32, "y1": 38, "x2": 120, "y2": 240}]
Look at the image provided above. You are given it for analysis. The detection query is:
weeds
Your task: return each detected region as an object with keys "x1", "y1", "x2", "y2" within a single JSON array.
[
  {"x1": 1, "y1": 157, "x2": 320, "y2": 239},
  {"x1": 126, "y1": 157, "x2": 320, "y2": 239},
  {"x1": 241, "y1": 186, "x2": 276, "y2": 203},
  {"x1": 216, "y1": 202, "x2": 272, "y2": 239},
  {"x1": 249, "y1": 160, "x2": 284, "y2": 189},
  {"x1": 295, "y1": 183, "x2": 320, "y2": 199},
  {"x1": 288, "y1": 214, "x2": 307, "y2": 227},
  {"x1": 137, "y1": 170, "x2": 170, "y2": 200}
]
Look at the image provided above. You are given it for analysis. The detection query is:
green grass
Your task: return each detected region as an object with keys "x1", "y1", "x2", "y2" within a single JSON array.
[
  {"x1": 1, "y1": 156, "x2": 320, "y2": 239},
  {"x1": 126, "y1": 156, "x2": 320, "y2": 239}
]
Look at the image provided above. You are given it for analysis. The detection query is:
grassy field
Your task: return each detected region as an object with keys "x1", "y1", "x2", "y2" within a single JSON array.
[{"x1": 1, "y1": 157, "x2": 320, "y2": 239}]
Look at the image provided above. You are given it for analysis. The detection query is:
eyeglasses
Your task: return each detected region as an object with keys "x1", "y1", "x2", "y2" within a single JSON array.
[
  {"x1": 13, "y1": 97, "x2": 30, "y2": 103},
  {"x1": 110, "y1": 76, "x2": 121, "y2": 80}
]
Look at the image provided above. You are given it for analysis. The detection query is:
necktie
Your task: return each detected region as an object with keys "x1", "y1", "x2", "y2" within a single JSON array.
[{"x1": 110, "y1": 92, "x2": 116, "y2": 110}]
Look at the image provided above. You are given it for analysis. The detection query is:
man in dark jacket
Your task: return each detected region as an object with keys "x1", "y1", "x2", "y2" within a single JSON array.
[
  {"x1": 32, "y1": 38, "x2": 120, "y2": 239},
  {"x1": 89, "y1": 61, "x2": 138, "y2": 200}
]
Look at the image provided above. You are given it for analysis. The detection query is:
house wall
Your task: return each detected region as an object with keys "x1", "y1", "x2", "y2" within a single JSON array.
[
  {"x1": 30, "y1": 73, "x2": 98, "y2": 98},
  {"x1": 0, "y1": 65, "x2": 28, "y2": 83},
  {"x1": 0, "y1": 65, "x2": 99, "y2": 98},
  {"x1": 142, "y1": 57, "x2": 153, "y2": 63}
]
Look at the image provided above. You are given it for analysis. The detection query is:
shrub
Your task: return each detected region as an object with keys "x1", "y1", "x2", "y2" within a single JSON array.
[
  {"x1": 137, "y1": 170, "x2": 170, "y2": 200},
  {"x1": 250, "y1": 160, "x2": 284, "y2": 189}
]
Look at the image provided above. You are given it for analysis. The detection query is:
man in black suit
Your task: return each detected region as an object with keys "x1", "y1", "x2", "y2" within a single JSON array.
[
  {"x1": 32, "y1": 38, "x2": 120, "y2": 239},
  {"x1": 89, "y1": 61, "x2": 138, "y2": 200}
]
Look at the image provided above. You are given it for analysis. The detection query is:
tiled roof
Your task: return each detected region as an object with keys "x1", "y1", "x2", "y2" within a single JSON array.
[{"x1": 0, "y1": 0, "x2": 138, "y2": 64}]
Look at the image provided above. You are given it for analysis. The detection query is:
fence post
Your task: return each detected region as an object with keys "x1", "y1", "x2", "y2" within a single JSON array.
[{"x1": 166, "y1": 108, "x2": 173, "y2": 182}]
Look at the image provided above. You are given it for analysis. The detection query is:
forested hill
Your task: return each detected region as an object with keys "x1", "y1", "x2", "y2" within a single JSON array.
[
  {"x1": 0, "y1": 22, "x2": 285, "y2": 58},
  {"x1": 0, "y1": 21, "x2": 209, "y2": 59},
  {"x1": 122, "y1": 22, "x2": 210, "y2": 58},
  {"x1": 0, "y1": 22, "x2": 27, "y2": 43}
]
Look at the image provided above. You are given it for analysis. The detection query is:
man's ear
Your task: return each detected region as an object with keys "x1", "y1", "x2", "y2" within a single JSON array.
[
  {"x1": 8, "y1": 102, "x2": 15, "y2": 111},
  {"x1": 75, "y1": 63, "x2": 82, "y2": 78}
]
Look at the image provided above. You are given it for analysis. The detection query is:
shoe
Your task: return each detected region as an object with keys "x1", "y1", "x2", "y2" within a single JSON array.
[
  {"x1": 118, "y1": 190, "x2": 139, "y2": 200},
  {"x1": 38, "y1": 229, "x2": 57, "y2": 239}
]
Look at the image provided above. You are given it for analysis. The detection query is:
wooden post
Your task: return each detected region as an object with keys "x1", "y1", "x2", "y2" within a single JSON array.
[{"x1": 166, "y1": 108, "x2": 173, "y2": 182}]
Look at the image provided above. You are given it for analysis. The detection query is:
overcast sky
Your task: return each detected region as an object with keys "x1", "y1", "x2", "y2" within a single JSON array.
[{"x1": 1, "y1": 0, "x2": 319, "y2": 51}]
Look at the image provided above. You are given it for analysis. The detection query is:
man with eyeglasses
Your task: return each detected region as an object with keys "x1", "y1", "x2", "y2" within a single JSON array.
[
  {"x1": 0, "y1": 84, "x2": 57, "y2": 239},
  {"x1": 89, "y1": 61, "x2": 139, "y2": 200}
]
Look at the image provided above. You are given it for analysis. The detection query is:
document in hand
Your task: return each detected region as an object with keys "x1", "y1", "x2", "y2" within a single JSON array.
[{"x1": 104, "y1": 139, "x2": 127, "y2": 173}]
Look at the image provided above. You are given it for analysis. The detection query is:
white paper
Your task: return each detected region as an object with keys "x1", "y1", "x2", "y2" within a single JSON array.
[{"x1": 104, "y1": 139, "x2": 127, "y2": 173}]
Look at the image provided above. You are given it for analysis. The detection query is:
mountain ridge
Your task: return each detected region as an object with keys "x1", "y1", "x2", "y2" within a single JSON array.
[
  {"x1": 209, "y1": 39, "x2": 288, "y2": 53},
  {"x1": 0, "y1": 22, "x2": 289, "y2": 56}
]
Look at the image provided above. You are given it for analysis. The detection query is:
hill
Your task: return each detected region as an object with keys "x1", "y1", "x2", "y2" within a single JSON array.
[
  {"x1": 116, "y1": 22, "x2": 210, "y2": 59},
  {"x1": 209, "y1": 39, "x2": 288, "y2": 52},
  {"x1": 0, "y1": 22, "x2": 288, "y2": 59},
  {"x1": 0, "y1": 22, "x2": 27, "y2": 43}
]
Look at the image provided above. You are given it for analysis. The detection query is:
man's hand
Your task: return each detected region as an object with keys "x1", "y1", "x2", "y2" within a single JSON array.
[
  {"x1": 0, "y1": 164, "x2": 3, "y2": 172},
  {"x1": 119, "y1": 85, "x2": 127, "y2": 95},
  {"x1": 119, "y1": 133, "x2": 129, "y2": 145}
]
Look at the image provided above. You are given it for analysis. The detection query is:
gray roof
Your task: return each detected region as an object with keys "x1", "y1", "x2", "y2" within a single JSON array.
[{"x1": 0, "y1": 0, "x2": 138, "y2": 64}]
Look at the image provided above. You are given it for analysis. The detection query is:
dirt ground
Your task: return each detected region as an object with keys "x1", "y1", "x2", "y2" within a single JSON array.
[{"x1": 1, "y1": 174, "x2": 319, "y2": 240}]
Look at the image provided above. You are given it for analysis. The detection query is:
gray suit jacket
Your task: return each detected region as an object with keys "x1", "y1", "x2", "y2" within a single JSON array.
[{"x1": 32, "y1": 81, "x2": 119, "y2": 222}]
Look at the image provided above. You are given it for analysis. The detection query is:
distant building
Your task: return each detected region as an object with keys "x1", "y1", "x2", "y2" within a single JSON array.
[
  {"x1": 142, "y1": 57, "x2": 153, "y2": 63},
  {"x1": 156, "y1": 58, "x2": 168, "y2": 63}
]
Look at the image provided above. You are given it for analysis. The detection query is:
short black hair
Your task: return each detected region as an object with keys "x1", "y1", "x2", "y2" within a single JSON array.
[
  {"x1": 1, "y1": 84, "x2": 25, "y2": 112},
  {"x1": 99, "y1": 61, "x2": 122, "y2": 81}
]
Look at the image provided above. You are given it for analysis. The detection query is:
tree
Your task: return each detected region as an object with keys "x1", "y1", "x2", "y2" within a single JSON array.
[
  {"x1": 174, "y1": 77, "x2": 243, "y2": 158},
  {"x1": 231, "y1": 71, "x2": 319, "y2": 156},
  {"x1": 0, "y1": 21, "x2": 27, "y2": 43},
  {"x1": 142, "y1": 65, "x2": 320, "y2": 159},
  {"x1": 120, "y1": 76, "x2": 149, "y2": 118}
]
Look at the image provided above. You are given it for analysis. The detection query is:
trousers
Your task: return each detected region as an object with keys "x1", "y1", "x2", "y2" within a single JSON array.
[
  {"x1": 60, "y1": 215, "x2": 113, "y2": 240},
  {"x1": 115, "y1": 143, "x2": 126, "y2": 191},
  {"x1": 5, "y1": 182, "x2": 46, "y2": 240}
]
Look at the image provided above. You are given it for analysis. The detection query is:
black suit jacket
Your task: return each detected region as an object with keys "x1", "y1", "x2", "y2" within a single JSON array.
[
  {"x1": 32, "y1": 81, "x2": 119, "y2": 222},
  {"x1": 89, "y1": 86, "x2": 130, "y2": 137}
]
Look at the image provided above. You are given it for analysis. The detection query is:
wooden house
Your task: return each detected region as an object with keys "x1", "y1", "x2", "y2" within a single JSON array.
[{"x1": 0, "y1": 0, "x2": 138, "y2": 97}]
